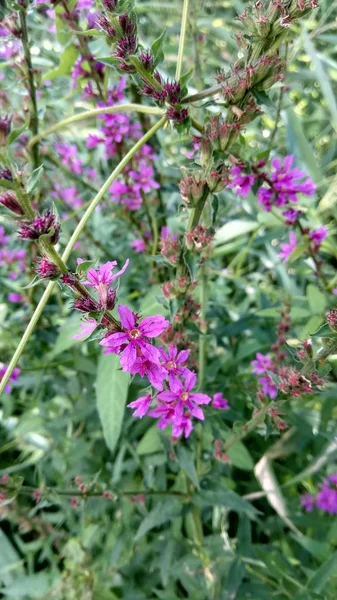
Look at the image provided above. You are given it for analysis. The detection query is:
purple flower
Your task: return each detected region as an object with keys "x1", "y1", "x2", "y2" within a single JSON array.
[
  {"x1": 279, "y1": 231, "x2": 297, "y2": 263},
  {"x1": 127, "y1": 394, "x2": 152, "y2": 418},
  {"x1": 309, "y1": 226, "x2": 328, "y2": 245},
  {"x1": 300, "y1": 493, "x2": 315, "y2": 512},
  {"x1": 228, "y1": 166, "x2": 256, "y2": 197},
  {"x1": 258, "y1": 375, "x2": 278, "y2": 399},
  {"x1": 0, "y1": 365, "x2": 20, "y2": 394},
  {"x1": 282, "y1": 209, "x2": 301, "y2": 224},
  {"x1": 73, "y1": 318, "x2": 98, "y2": 340},
  {"x1": 8, "y1": 293, "x2": 23, "y2": 303},
  {"x1": 131, "y1": 238, "x2": 146, "y2": 253},
  {"x1": 212, "y1": 393, "x2": 229, "y2": 410},
  {"x1": 257, "y1": 155, "x2": 316, "y2": 211},
  {"x1": 316, "y1": 485, "x2": 337, "y2": 514},
  {"x1": 55, "y1": 142, "x2": 83, "y2": 174},
  {"x1": 100, "y1": 305, "x2": 169, "y2": 372},
  {"x1": 83, "y1": 259, "x2": 129, "y2": 307},
  {"x1": 159, "y1": 344, "x2": 190, "y2": 388},
  {"x1": 129, "y1": 163, "x2": 160, "y2": 194},
  {"x1": 155, "y1": 371, "x2": 212, "y2": 423},
  {"x1": 251, "y1": 352, "x2": 274, "y2": 374}
]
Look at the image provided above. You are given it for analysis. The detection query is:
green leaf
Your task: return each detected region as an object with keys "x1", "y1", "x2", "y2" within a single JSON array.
[
  {"x1": 140, "y1": 286, "x2": 168, "y2": 317},
  {"x1": 287, "y1": 241, "x2": 308, "y2": 264},
  {"x1": 318, "y1": 173, "x2": 337, "y2": 213},
  {"x1": 52, "y1": 313, "x2": 84, "y2": 356},
  {"x1": 76, "y1": 259, "x2": 96, "y2": 278},
  {"x1": 42, "y1": 44, "x2": 79, "y2": 81},
  {"x1": 306, "y1": 283, "x2": 326, "y2": 314},
  {"x1": 151, "y1": 29, "x2": 166, "y2": 66},
  {"x1": 227, "y1": 441, "x2": 254, "y2": 471},
  {"x1": 307, "y1": 550, "x2": 337, "y2": 594},
  {"x1": 177, "y1": 445, "x2": 199, "y2": 489},
  {"x1": 223, "y1": 558, "x2": 245, "y2": 599},
  {"x1": 214, "y1": 220, "x2": 259, "y2": 245},
  {"x1": 96, "y1": 353, "x2": 130, "y2": 454},
  {"x1": 134, "y1": 500, "x2": 182, "y2": 540},
  {"x1": 193, "y1": 489, "x2": 259, "y2": 520},
  {"x1": 302, "y1": 28, "x2": 337, "y2": 133},
  {"x1": 137, "y1": 425, "x2": 162, "y2": 455},
  {"x1": 7, "y1": 124, "x2": 27, "y2": 146},
  {"x1": 3, "y1": 574, "x2": 55, "y2": 599},
  {"x1": 27, "y1": 165, "x2": 44, "y2": 195},
  {"x1": 252, "y1": 89, "x2": 274, "y2": 107},
  {"x1": 310, "y1": 322, "x2": 334, "y2": 338}
]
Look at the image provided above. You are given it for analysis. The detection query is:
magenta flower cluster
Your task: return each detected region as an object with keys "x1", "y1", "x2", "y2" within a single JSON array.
[
  {"x1": 70, "y1": 260, "x2": 229, "y2": 438},
  {"x1": 251, "y1": 352, "x2": 278, "y2": 399},
  {"x1": 301, "y1": 473, "x2": 337, "y2": 515}
]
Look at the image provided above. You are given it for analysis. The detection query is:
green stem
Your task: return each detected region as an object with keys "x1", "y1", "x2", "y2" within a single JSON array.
[
  {"x1": 175, "y1": 0, "x2": 190, "y2": 81},
  {"x1": 301, "y1": 338, "x2": 337, "y2": 378},
  {"x1": 0, "y1": 117, "x2": 167, "y2": 398},
  {"x1": 19, "y1": 9, "x2": 39, "y2": 169},
  {"x1": 198, "y1": 265, "x2": 207, "y2": 389},
  {"x1": 29, "y1": 104, "x2": 164, "y2": 148},
  {"x1": 128, "y1": 56, "x2": 163, "y2": 91},
  {"x1": 223, "y1": 406, "x2": 269, "y2": 452},
  {"x1": 0, "y1": 483, "x2": 186, "y2": 499},
  {"x1": 188, "y1": 189, "x2": 209, "y2": 232}
]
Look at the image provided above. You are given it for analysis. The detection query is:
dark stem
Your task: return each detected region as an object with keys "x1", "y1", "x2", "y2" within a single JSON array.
[
  {"x1": 19, "y1": 9, "x2": 40, "y2": 169},
  {"x1": 0, "y1": 483, "x2": 186, "y2": 499}
]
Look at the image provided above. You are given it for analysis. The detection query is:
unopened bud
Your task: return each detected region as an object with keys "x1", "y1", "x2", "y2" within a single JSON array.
[
  {"x1": 0, "y1": 115, "x2": 11, "y2": 146},
  {"x1": 0, "y1": 191, "x2": 24, "y2": 216}
]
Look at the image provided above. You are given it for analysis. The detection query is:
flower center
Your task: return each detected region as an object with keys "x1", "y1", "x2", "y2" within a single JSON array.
[
  {"x1": 166, "y1": 361, "x2": 176, "y2": 370},
  {"x1": 129, "y1": 328, "x2": 141, "y2": 339},
  {"x1": 179, "y1": 392, "x2": 189, "y2": 402}
]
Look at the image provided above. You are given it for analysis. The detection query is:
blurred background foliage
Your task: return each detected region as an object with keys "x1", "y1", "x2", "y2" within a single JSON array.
[{"x1": 1, "y1": 0, "x2": 337, "y2": 598}]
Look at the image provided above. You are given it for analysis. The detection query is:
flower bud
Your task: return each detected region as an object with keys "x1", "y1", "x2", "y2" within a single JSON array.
[
  {"x1": 103, "y1": 0, "x2": 118, "y2": 10},
  {"x1": 0, "y1": 191, "x2": 24, "y2": 216},
  {"x1": 35, "y1": 256, "x2": 60, "y2": 279},
  {"x1": 0, "y1": 115, "x2": 11, "y2": 147},
  {"x1": 326, "y1": 310, "x2": 337, "y2": 332},
  {"x1": 19, "y1": 210, "x2": 60, "y2": 244},
  {"x1": 179, "y1": 174, "x2": 207, "y2": 206}
]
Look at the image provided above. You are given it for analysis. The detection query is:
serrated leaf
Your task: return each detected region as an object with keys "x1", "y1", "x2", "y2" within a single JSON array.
[{"x1": 96, "y1": 354, "x2": 130, "y2": 454}]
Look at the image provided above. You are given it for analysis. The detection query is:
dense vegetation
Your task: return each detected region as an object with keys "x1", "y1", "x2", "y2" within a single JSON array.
[{"x1": 1, "y1": 1, "x2": 337, "y2": 598}]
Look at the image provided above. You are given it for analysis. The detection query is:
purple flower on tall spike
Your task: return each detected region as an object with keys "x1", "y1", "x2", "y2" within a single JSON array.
[
  {"x1": 35, "y1": 256, "x2": 60, "y2": 279},
  {"x1": 309, "y1": 226, "x2": 327, "y2": 246},
  {"x1": 73, "y1": 318, "x2": 98, "y2": 340},
  {"x1": 258, "y1": 375, "x2": 278, "y2": 399},
  {"x1": 127, "y1": 394, "x2": 152, "y2": 418},
  {"x1": 155, "y1": 371, "x2": 211, "y2": 422},
  {"x1": 18, "y1": 210, "x2": 60, "y2": 244},
  {"x1": 251, "y1": 352, "x2": 274, "y2": 374},
  {"x1": 100, "y1": 305, "x2": 169, "y2": 371},
  {"x1": 83, "y1": 259, "x2": 129, "y2": 307},
  {"x1": 159, "y1": 344, "x2": 190, "y2": 388},
  {"x1": 0, "y1": 191, "x2": 24, "y2": 216},
  {"x1": 228, "y1": 166, "x2": 255, "y2": 197},
  {"x1": 212, "y1": 393, "x2": 229, "y2": 410},
  {"x1": 300, "y1": 493, "x2": 315, "y2": 512},
  {"x1": 279, "y1": 231, "x2": 297, "y2": 263}
]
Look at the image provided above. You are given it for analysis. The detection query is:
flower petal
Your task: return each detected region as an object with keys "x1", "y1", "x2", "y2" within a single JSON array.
[
  {"x1": 138, "y1": 315, "x2": 170, "y2": 338},
  {"x1": 118, "y1": 304, "x2": 135, "y2": 330}
]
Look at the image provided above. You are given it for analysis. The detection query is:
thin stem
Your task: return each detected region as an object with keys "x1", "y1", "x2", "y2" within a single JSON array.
[
  {"x1": 188, "y1": 189, "x2": 209, "y2": 232},
  {"x1": 61, "y1": 116, "x2": 166, "y2": 263},
  {"x1": 19, "y1": 9, "x2": 39, "y2": 169},
  {"x1": 198, "y1": 265, "x2": 207, "y2": 389},
  {"x1": 223, "y1": 406, "x2": 269, "y2": 452},
  {"x1": 175, "y1": 0, "x2": 190, "y2": 81},
  {"x1": 0, "y1": 117, "x2": 167, "y2": 398},
  {"x1": 29, "y1": 104, "x2": 164, "y2": 148},
  {"x1": 0, "y1": 483, "x2": 186, "y2": 499}
]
